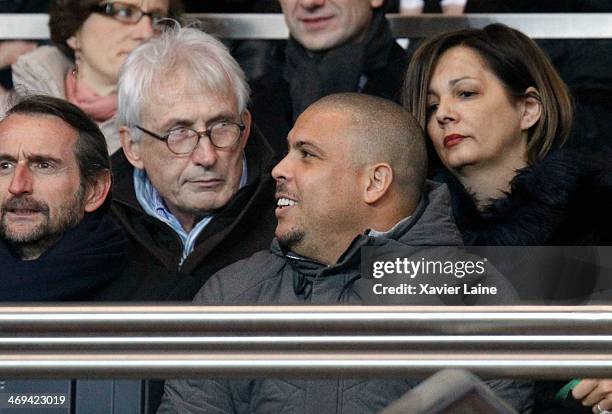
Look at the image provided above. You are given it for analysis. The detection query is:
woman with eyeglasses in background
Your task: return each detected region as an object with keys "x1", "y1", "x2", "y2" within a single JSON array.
[{"x1": 12, "y1": 0, "x2": 182, "y2": 153}]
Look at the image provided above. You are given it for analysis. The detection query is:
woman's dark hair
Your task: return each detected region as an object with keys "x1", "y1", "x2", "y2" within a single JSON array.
[
  {"x1": 403, "y1": 23, "x2": 573, "y2": 164},
  {"x1": 49, "y1": 0, "x2": 184, "y2": 60}
]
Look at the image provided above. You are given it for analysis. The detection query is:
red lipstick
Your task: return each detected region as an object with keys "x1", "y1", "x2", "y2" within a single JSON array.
[{"x1": 443, "y1": 134, "x2": 466, "y2": 148}]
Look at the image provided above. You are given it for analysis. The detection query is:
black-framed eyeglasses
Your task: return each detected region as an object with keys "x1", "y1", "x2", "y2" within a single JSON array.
[
  {"x1": 90, "y1": 2, "x2": 167, "y2": 25},
  {"x1": 136, "y1": 121, "x2": 246, "y2": 155}
]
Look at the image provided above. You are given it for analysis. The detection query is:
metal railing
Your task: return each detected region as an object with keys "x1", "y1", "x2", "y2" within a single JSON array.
[
  {"x1": 1, "y1": 13, "x2": 612, "y2": 40},
  {"x1": 1, "y1": 305, "x2": 612, "y2": 379}
]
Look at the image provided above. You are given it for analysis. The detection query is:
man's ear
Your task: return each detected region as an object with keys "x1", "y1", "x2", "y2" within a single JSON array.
[
  {"x1": 520, "y1": 86, "x2": 542, "y2": 131},
  {"x1": 370, "y1": 0, "x2": 385, "y2": 9},
  {"x1": 363, "y1": 163, "x2": 393, "y2": 205},
  {"x1": 119, "y1": 126, "x2": 144, "y2": 169},
  {"x1": 239, "y1": 110, "x2": 252, "y2": 150},
  {"x1": 84, "y1": 171, "x2": 112, "y2": 213}
]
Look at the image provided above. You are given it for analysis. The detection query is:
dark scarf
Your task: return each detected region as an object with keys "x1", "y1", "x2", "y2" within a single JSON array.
[
  {"x1": 437, "y1": 148, "x2": 612, "y2": 246},
  {"x1": 0, "y1": 213, "x2": 128, "y2": 301},
  {"x1": 436, "y1": 148, "x2": 612, "y2": 304},
  {"x1": 284, "y1": 8, "x2": 394, "y2": 120}
]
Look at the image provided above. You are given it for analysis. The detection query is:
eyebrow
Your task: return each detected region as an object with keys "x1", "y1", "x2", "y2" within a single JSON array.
[
  {"x1": 120, "y1": 0, "x2": 164, "y2": 10},
  {"x1": 449, "y1": 76, "x2": 476, "y2": 86},
  {"x1": 428, "y1": 76, "x2": 476, "y2": 94},
  {"x1": 146, "y1": 6, "x2": 167, "y2": 13},
  {"x1": 0, "y1": 153, "x2": 17, "y2": 162},
  {"x1": 0, "y1": 153, "x2": 63, "y2": 165},
  {"x1": 27, "y1": 154, "x2": 64, "y2": 165},
  {"x1": 157, "y1": 113, "x2": 237, "y2": 132},
  {"x1": 294, "y1": 140, "x2": 325, "y2": 156}
]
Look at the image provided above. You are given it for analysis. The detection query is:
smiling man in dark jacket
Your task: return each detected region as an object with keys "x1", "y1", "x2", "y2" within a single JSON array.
[{"x1": 157, "y1": 93, "x2": 533, "y2": 413}]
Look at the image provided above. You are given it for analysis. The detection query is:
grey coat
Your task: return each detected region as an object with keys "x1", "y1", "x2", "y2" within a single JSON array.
[{"x1": 157, "y1": 182, "x2": 533, "y2": 413}]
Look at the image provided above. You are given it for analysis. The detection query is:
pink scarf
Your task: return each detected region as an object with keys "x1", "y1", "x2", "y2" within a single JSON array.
[{"x1": 65, "y1": 70, "x2": 117, "y2": 122}]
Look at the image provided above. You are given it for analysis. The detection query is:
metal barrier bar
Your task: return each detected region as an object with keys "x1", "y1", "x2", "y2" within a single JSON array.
[
  {"x1": 1, "y1": 335, "x2": 612, "y2": 352},
  {"x1": 387, "y1": 13, "x2": 612, "y2": 39},
  {"x1": 197, "y1": 13, "x2": 612, "y2": 39},
  {"x1": 1, "y1": 305, "x2": 612, "y2": 333},
  {"x1": 0, "y1": 306, "x2": 611, "y2": 378},
  {"x1": 1, "y1": 13, "x2": 612, "y2": 40},
  {"x1": 1, "y1": 352, "x2": 612, "y2": 379}
]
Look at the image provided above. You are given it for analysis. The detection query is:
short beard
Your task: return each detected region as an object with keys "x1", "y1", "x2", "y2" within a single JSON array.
[
  {"x1": 0, "y1": 187, "x2": 85, "y2": 259},
  {"x1": 277, "y1": 227, "x2": 305, "y2": 252}
]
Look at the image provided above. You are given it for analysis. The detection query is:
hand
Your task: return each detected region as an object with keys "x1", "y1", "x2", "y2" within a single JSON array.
[
  {"x1": 572, "y1": 379, "x2": 612, "y2": 413},
  {"x1": 0, "y1": 40, "x2": 38, "y2": 68}
]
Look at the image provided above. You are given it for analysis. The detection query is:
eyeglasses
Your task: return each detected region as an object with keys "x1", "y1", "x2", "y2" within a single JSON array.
[
  {"x1": 136, "y1": 121, "x2": 246, "y2": 155},
  {"x1": 90, "y1": 2, "x2": 167, "y2": 25}
]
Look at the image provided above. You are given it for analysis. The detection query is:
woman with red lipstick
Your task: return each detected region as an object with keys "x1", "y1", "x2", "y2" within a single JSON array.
[
  {"x1": 404, "y1": 23, "x2": 611, "y2": 414},
  {"x1": 11, "y1": 0, "x2": 182, "y2": 154},
  {"x1": 404, "y1": 23, "x2": 610, "y2": 248}
]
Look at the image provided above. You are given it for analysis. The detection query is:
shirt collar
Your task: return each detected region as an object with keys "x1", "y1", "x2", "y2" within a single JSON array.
[
  {"x1": 367, "y1": 214, "x2": 413, "y2": 239},
  {"x1": 133, "y1": 153, "x2": 248, "y2": 234}
]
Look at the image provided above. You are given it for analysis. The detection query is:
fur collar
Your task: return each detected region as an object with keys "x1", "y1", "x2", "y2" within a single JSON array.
[{"x1": 438, "y1": 147, "x2": 612, "y2": 246}]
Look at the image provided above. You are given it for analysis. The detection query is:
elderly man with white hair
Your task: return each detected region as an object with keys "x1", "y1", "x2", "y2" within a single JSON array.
[{"x1": 110, "y1": 26, "x2": 278, "y2": 301}]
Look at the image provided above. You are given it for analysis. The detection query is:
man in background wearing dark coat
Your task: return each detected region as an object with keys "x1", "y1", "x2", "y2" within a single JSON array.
[
  {"x1": 111, "y1": 26, "x2": 278, "y2": 301},
  {"x1": 250, "y1": 0, "x2": 409, "y2": 153},
  {"x1": 0, "y1": 94, "x2": 126, "y2": 301}
]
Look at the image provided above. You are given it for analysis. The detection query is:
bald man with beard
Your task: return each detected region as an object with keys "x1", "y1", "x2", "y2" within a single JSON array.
[{"x1": 158, "y1": 93, "x2": 533, "y2": 414}]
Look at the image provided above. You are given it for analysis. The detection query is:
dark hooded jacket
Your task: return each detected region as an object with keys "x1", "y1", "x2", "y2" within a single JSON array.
[
  {"x1": 108, "y1": 127, "x2": 279, "y2": 301},
  {"x1": 157, "y1": 181, "x2": 533, "y2": 414}
]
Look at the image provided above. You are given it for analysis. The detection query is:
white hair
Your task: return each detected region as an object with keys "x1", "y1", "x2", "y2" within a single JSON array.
[{"x1": 117, "y1": 25, "x2": 250, "y2": 140}]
